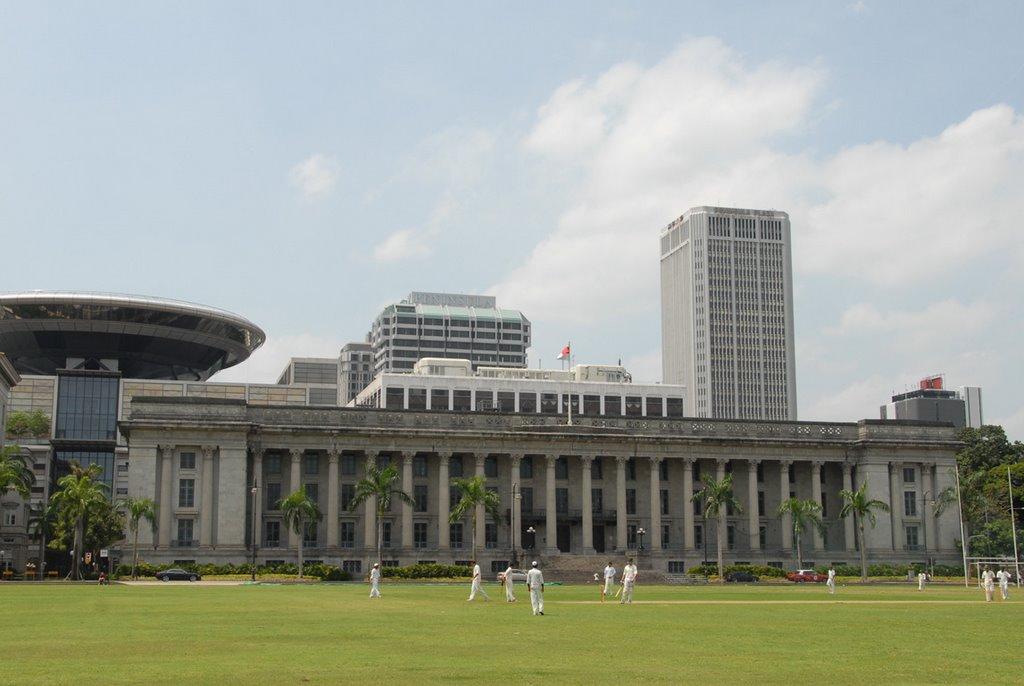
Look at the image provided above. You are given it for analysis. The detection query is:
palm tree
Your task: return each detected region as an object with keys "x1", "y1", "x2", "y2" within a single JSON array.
[
  {"x1": 449, "y1": 476, "x2": 503, "y2": 561},
  {"x1": 119, "y1": 497, "x2": 158, "y2": 579},
  {"x1": 777, "y1": 497, "x2": 826, "y2": 569},
  {"x1": 27, "y1": 502, "x2": 56, "y2": 580},
  {"x1": 279, "y1": 487, "x2": 322, "y2": 579},
  {"x1": 349, "y1": 463, "x2": 414, "y2": 566},
  {"x1": 691, "y1": 474, "x2": 742, "y2": 582},
  {"x1": 839, "y1": 483, "x2": 891, "y2": 580},
  {"x1": 0, "y1": 445, "x2": 34, "y2": 498},
  {"x1": 48, "y1": 464, "x2": 108, "y2": 579}
]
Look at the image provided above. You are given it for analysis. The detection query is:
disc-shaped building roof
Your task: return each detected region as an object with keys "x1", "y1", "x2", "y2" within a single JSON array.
[{"x1": 0, "y1": 291, "x2": 265, "y2": 381}]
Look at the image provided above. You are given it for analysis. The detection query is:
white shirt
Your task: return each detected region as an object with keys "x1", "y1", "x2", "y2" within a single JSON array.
[
  {"x1": 828, "y1": 570, "x2": 836, "y2": 581},
  {"x1": 473, "y1": 564, "x2": 482, "y2": 581},
  {"x1": 982, "y1": 571, "x2": 995, "y2": 586},
  {"x1": 370, "y1": 568, "x2": 380, "y2": 581},
  {"x1": 604, "y1": 565, "x2": 616, "y2": 580},
  {"x1": 623, "y1": 564, "x2": 637, "y2": 582},
  {"x1": 504, "y1": 566, "x2": 515, "y2": 582},
  {"x1": 526, "y1": 567, "x2": 544, "y2": 590},
  {"x1": 997, "y1": 571, "x2": 1010, "y2": 584}
]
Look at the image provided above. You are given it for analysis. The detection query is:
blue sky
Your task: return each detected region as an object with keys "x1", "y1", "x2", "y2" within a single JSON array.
[{"x1": 2, "y1": 2, "x2": 1023, "y2": 436}]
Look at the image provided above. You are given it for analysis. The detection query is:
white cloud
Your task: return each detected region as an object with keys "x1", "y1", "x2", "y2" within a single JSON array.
[
  {"x1": 622, "y1": 348, "x2": 661, "y2": 384},
  {"x1": 288, "y1": 153, "x2": 339, "y2": 198},
  {"x1": 848, "y1": 1, "x2": 868, "y2": 14},
  {"x1": 828, "y1": 299, "x2": 999, "y2": 349},
  {"x1": 210, "y1": 332, "x2": 341, "y2": 383},
  {"x1": 373, "y1": 226, "x2": 434, "y2": 262}
]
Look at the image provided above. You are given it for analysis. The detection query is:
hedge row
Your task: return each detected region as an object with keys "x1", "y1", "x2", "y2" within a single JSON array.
[
  {"x1": 381, "y1": 563, "x2": 473, "y2": 579},
  {"x1": 113, "y1": 561, "x2": 351, "y2": 581},
  {"x1": 819, "y1": 563, "x2": 964, "y2": 577},
  {"x1": 692, "y1": 563, "x2": 786, "y2": 578}
]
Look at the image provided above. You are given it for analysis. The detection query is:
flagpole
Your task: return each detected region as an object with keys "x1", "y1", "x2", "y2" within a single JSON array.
[
  {"x1": 567, "y1": 340, "x2": 573, "y2": 426},
  {"x1": 1010, "y1": 464, "x2": 1021, "y2": 586}
]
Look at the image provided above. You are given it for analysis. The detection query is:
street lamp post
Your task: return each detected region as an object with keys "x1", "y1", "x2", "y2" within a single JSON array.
[
  {"x1": 250, "y1": 480, "x2": 259, "y2": 583},
  {"x1": 637, "y1": 528, "x2": 646, "y2": 552},
  {"x1": 512, "y1": 485, "x2": 521, "y2": 567}
]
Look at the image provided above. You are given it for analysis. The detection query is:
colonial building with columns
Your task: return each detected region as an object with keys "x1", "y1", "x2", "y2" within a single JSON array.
[{"x1": 120, "y1": 395, "x2": 963, "y2": 575}]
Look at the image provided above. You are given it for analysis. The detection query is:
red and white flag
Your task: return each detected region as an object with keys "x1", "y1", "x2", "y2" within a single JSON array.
[{"x1": 557, "y1": 344, "x2": 570, "y2": 360}]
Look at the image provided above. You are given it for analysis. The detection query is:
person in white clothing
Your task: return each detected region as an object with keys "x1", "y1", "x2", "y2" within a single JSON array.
[
  {"x1": 502, "y1": 564, "x2": 516, "y2": 602},
  {"x1": 368, "y1": 563, "x2": 381, "y2": 598},
  {"x1": 620, "y1": 558, "x2": 638, "y2": 604},
  {"x1": 526, "y1": 561, "x2": 544, "y2": 616},
  {"x1": 826, "y1": 567, "x2": 836, "y2": 595},
  {"x1": 468, "y1": 560, "x2": 489, "y2": 602},
  {"x1": 996, "y1": 568, "x2": 1011, "y2": 600},
  {"x1": 981, "y1": 567, "x2": 996, "y2": 602},
  {"x1": 601, "y1": 562, "x2": 616, "y2": 603},
  {"x1": 917, "y1": 571, "x2": 927, "y2": 591}
]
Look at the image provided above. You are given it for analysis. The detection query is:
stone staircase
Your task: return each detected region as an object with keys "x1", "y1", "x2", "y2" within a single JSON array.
[{"x1": 533, "y1": 553, "x2": 669, "y2": 584}]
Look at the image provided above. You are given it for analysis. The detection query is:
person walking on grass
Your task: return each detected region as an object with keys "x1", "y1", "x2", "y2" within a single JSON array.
[
  {"x1": 620, "y1": 558, "x2": 638, "y2": 604},
  {"x1": 982, "y1": 567, "x2": 996, "y2": 602},
  {"x1": 527, "y1": 561, "x2": 544, "y2": 616},
  {"x1": 996, "y1": 568, "x2": 1011, "y2": 600},
  {"x1": 918, "y1": 571, "x2": 927, "y2": 591},
  {"x1": 826, "y1": 567, "x2": 836, "y2": 595},
  {"x1": 368, "y1": 563, "x2": 382, "y2": 598},
  {"x1": 601, "y1": 561, "x2": 616, "y2": 603},
  {"x1": 468, "y1": 560, "x2": 489, "y2": 602},
  {"x1": 502, "y1": 563, "x2": 516, "y2": 603}
]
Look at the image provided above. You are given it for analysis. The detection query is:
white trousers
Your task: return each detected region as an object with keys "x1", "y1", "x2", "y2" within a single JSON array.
[
  {"x1": 505, "y1": 579, "x2": 516, "y2": 601},
  {"x1": 603, "y1": 578, "x2": 614, "y2": 596},
  {"x1": 530, "y1": 587, "x2": 544, "y2": 614},
  {"x1": 369, "y1": 581, "x2": 380, "y2": 598},
  {"x1": 1000, "y1": 583, "x2": 1009, "y2": 600},
  {"x1": 984, "y1": 583, "x2": 994, "y2": 602},
  {"x1": 469, "y1": 580, "x2": 489, "y2": 601},
  {"x1": 620, "y1": 580, "x2": 634, "y2": 603},
  {"x1": 827, "y1": 579, "x2": 835, "y2": 594}
]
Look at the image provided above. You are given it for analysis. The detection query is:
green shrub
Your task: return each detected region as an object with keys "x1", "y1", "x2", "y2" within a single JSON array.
[
  {"x1": 381, "y1": 563, "x2": 472, "y2": 579},
  {"x1": 5, "y1": 410, "x2": 50, "y2": 439},
  {"x1": 691, "y1": 563, "x2": 785, "y2": 578},
  {"x1": 112, "y1": 560, "x2": 349, "y2": 581}
]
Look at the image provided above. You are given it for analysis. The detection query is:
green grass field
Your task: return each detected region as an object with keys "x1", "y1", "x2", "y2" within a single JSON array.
[{"x1": 2, "y1": 582, "x2": 1020, "y2": 685}]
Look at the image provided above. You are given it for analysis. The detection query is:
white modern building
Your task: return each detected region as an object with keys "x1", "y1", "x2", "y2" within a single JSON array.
[
  {"x1": 353, "y1": 358, "x2": 686, "y2": 418},
  {"x1": 660, "y1": 206, "x2": 797, "y2": 420},
  {"x1": 276, "y1": 357, "x2": 339, "y2": 405},
  {"x1": 957, "y1": 386, "x2": 984, "y2": 428}
]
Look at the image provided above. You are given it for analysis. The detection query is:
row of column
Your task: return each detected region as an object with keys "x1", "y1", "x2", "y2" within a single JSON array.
[{"x1": 157, "y1": 444, "x2": 216, "y2": 547}]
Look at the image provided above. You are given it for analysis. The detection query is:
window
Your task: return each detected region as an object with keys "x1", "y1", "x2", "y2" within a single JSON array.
[
  {"x1": 627, "y1": 524, "x2": 637, "y2": 548},
  {"x1": 556, "y1": 488, "x2": 569, "y2": 514},
  {"x1": 904, "y1": 491, "x2": 917, "y2": 517},
  {"x1": 906, "y1": 525, "x2": 920, "y2": 550},
  {"x1": 414, "y1": 485, "x2": 428, "y2": 512},
  {"x1": 341, "y1": 455, "x2": 356, "y2": 476},
  {"x1": 661, "y1": 524, "x2": 671, "y2": 549},
  {"x1": 413, "y1": 455, "x2": 428, "y2": 477},
  {"x1": 668, "y1": 561, "x2": 686, "y2": 573},
  {"x1": 453, "y1": 390, "x2": 471, "y2": 411},
  {"x1": 519, "y1": 456, "x2": 533, "y2": 479},
  {"x1": 179, "y1": 452, "x2": 196, "y2": 470},
  {"x1": 450, "y1": 523, "x2": 464, "y2": 549},
  {"x1": 382, "y1": 522, "x2": 392, "y2": 548},
  {"x1": 521, "y1": 487, "x2": 533, "y2": 514},
  {"x1": 303, "y1": 522, "x2": 317, "y2": 546},
  {"x1": 583, "y1": 395, "x2": 600, "y2": 415},
  {"x1": 266, "y1": 483, "x2": 281, "y2": 510},
  {"x1": 556, "y1": 457, "x2": 568, "y2": 480},
  {"x1": 660, "y1": 460, "x2": 669, "y2": 481},
  {"x1": 759, "y1": 526, "x2": 767, "y2": 549},
  {"x1": 693, "y1": 461, "x2": 702, "y2": 482},
  {"x1": 264, "y1": 521, "x2": 280, "y2": 547},
  {"x1": 341, "y1": 484, "x2": 355, "y2": 510},
  {"x1": 694, "y1": 496, "x2": 702, "y2": 516},
  {"x1": 727, "y1": 525, "x2": 735, "y2": 550},
  {"x1": 592, "y1": 488, "x2": 603, "y2": 513},
  {"x1": 903, "y1": 467, "x2": 916, "y2": 483},
  {"x1": 431, "y1": 389, "x2": 450, "y2": 411},
  {"x1": 497, "y1": 392, "x2": 515, "y2": 412},
  {"x1": 626, "y1": 489, "x2": 637, "y2": 515},
  {"x1": 385, "y1": 387, "x2": 405, "y2": 410},
  {"x1": 660, "y1": 489, "x2": 670, "y2": 515},
  {"x1": 625, "y1": 396, "x2": 642, "y2": 416},
  {"x1": 178, "y1": 479, "x2": 195, "y2": 508},
  {"x1": 414, "y1": 522, "x2": 428, "y2": 549},
  {"x1": 408, "y1": 388, "x2": 427, "y2": 410},
  {"x1": 449, "y1": 486, "x2": 461, "y2": 511},
  {"x1": 666, "y1": 397, "x2": 683, "y2": 417},
  {"x1": 342, "y1": 559, "x2": 361, "y2": 574},
  {"x1": 266, "y1": 455, "x2": 281, "y2": 475},
  {"x1": 450, "y1": 456, "x2": 464, "y2": 478},
  {"x1": 592, "y1": 458, "x2": 603, "y2": 480},
  {"x1": 605, "y1": 395, "x2": 621, "y2": 415},
  {"x1": 340, "y1": 521, "x2": 354, "y2": 548},
  {"x1": 821, "y1": 494, "x2": 828, "y2": 518},
  {"x1": 304, "y1": 455, "x2": 319, "y2": 475},
  {"x1": 788, "y1": 464, "x2": 795, "y2": 484},
  {"x1": 627, "y1": 458, "x2": 636, "y2": 481},
  {"x1": 694, "y1": 524, "x2": 703, "y2": 550},
  {"x1": 485, "y1": 456, "x2": 498, "y2": 478},
  {"x1": 519, "y1": 393, "x2": 537, "y2": 413},
  {"x1": 485, "y1": 522, "x2": 498, "y2": 549},
  {"x1": 55, "y1": 374, "x2": 118, "y2": 441},
  {"x1": 176, "y1": 519, "x2": 194, "y2": 546},
  {"x1": 540, "y1": 393, "x2": 558, "y2": 414},
  {"x1": 757, "y1": 463, "x2": 764, "y2": 483},
  {"x1": 646, "y1": 397, "x2": 663, "y2": 417},
  {"x1": 305, "y1": 483, "x2": 319, "y2": 504}
]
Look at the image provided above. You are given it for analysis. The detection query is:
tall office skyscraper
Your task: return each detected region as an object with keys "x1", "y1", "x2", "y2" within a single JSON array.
[{"x1": 660, "y1": 206, "x2": 797, "y2": 420}]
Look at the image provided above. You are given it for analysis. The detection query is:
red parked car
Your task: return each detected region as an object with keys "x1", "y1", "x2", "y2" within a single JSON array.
[{"x1": 786, "y1": 569, "x2": 827, "y2": 583}]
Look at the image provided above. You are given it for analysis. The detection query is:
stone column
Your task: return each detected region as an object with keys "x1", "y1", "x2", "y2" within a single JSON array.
[
  {"x1": 200, "y1": 445, "x2": 215, "y2": 547},
  {"x1": 437, "y1": 452, "x2": 451, "y2": 551},
  {"x1": 252, "y1": 448, "x2": 264, "y2": 550},
  {"x1": 616, "y1": 456, "x2": 628, "y2": 551},
  {"x1": 747, "y1": 459, "x2": 760, "y2": 552},
  {"x1": 545, "y1": 455, "x2": 558, "y2": 553},
  {"x1": 649, "y1": 456, "x2": 663, "y2": 551},
  {"x1": 364, "y1": 452, "x2": 377, "y2": 552},
  {"x1": 290, "y1": 449, "x2": 302, "y2": 550},
  {"x1": 402, "y1": 452, "x2": 414, "y2": 549},
  {"x1": 510, "y1": 454, "x2": 522, "y2": 555},
  {"x1": 889, "y1": 462, "x2": 902, "y2": 550},
  {"x1": 159, "y1": 444, "x2": 174, "y2": 547},
  {"x1": 327, "y1": 450, "x2": 339, "y2": 549},
  {"x1": 580, "y1": 455, "x2": 595, "y2": 554},
  {"x1": 475, "y1": 454, "x2": 487, "y2": 552},
  {"x1": 923, "y1": 464, "x2": 937, "y2": 552},
  {"x1": 811, "y1": 461, "x2": 824, "y2": 551},
  {"x1": 842, "y1": 461, "x2": 856, "y2": 552},
  {"x1": 779, "y1": 460, "x2": 793, "y2": 552},
  {"x1": 683, "y1": 458, "x2": 695, "y2": 550}
]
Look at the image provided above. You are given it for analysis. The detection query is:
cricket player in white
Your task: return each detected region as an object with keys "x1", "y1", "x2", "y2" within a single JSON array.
[
  {"x1": 826, "y1": 567, "x2": 836, "y2": 594},
  {"x1": 996, "y1": 568, "x2": 1011, "y2": 600},
  {"x1": 503, "y1": 564, "x2": 516, "y2": 602},
  {"x1": 369, "y1": 563, "x2": 381, "y2": 598},
  {"x1": 982, "y1": 567, "x2": 996, "y2": 602},
  {"x1": 620, "y1": 558, "x2": 638, "y2": 604},
  {"x1": 468, "y1": 560, "x2": 489, "y2": 601},
  {"x1": 602, "y1": 562, "x2": 616, "y2": 603},
  {"x1": 917, "y1": 571, "x2": 927, "y2": 591},
  {"x1": 527, "y1": 561, "x2": 544, "y2": 616}
]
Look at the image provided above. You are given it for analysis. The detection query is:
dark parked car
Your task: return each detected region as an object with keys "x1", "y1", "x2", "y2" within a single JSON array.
[
  {"x1": 725, "y1": 571, "x2": 759, "y2": 583},
  {"x1": 155, "y1": 568, "x2": 200, "y2": 582}
]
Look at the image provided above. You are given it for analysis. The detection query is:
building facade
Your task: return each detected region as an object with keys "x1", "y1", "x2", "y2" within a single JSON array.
[
  {"x1": 1, "y1": 352, "x2": 24, "y2": 573},
  {"x1": 660, "y1": 207, "x2": 797, "y2": 420},
  {"x1": 957, "y1": 386, "x2": 984, "y2": 428},
  {"x1": 121, "y1": 396, "x2": 963, "y2": 575},
  {"x1": 881, "y1": 377, "x2": 972, "y2": 430},
  {"x1": 276, "y1": 357, "x2": 339, "y2": 406},
  {"x1": 338, "y1": 342, "x2": 374, "y2": 406}
]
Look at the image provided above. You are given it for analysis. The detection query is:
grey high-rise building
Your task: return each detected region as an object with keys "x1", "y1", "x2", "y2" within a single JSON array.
[
  {"x1": 660, "y1": 206, "x2": 797, "y2": 420},
  {"x1": 368, "y1": 292, "x2": 530, "y2": 376},
  {"x1": 339, "y1": 341, "x2": 374, "y2": 406}
]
